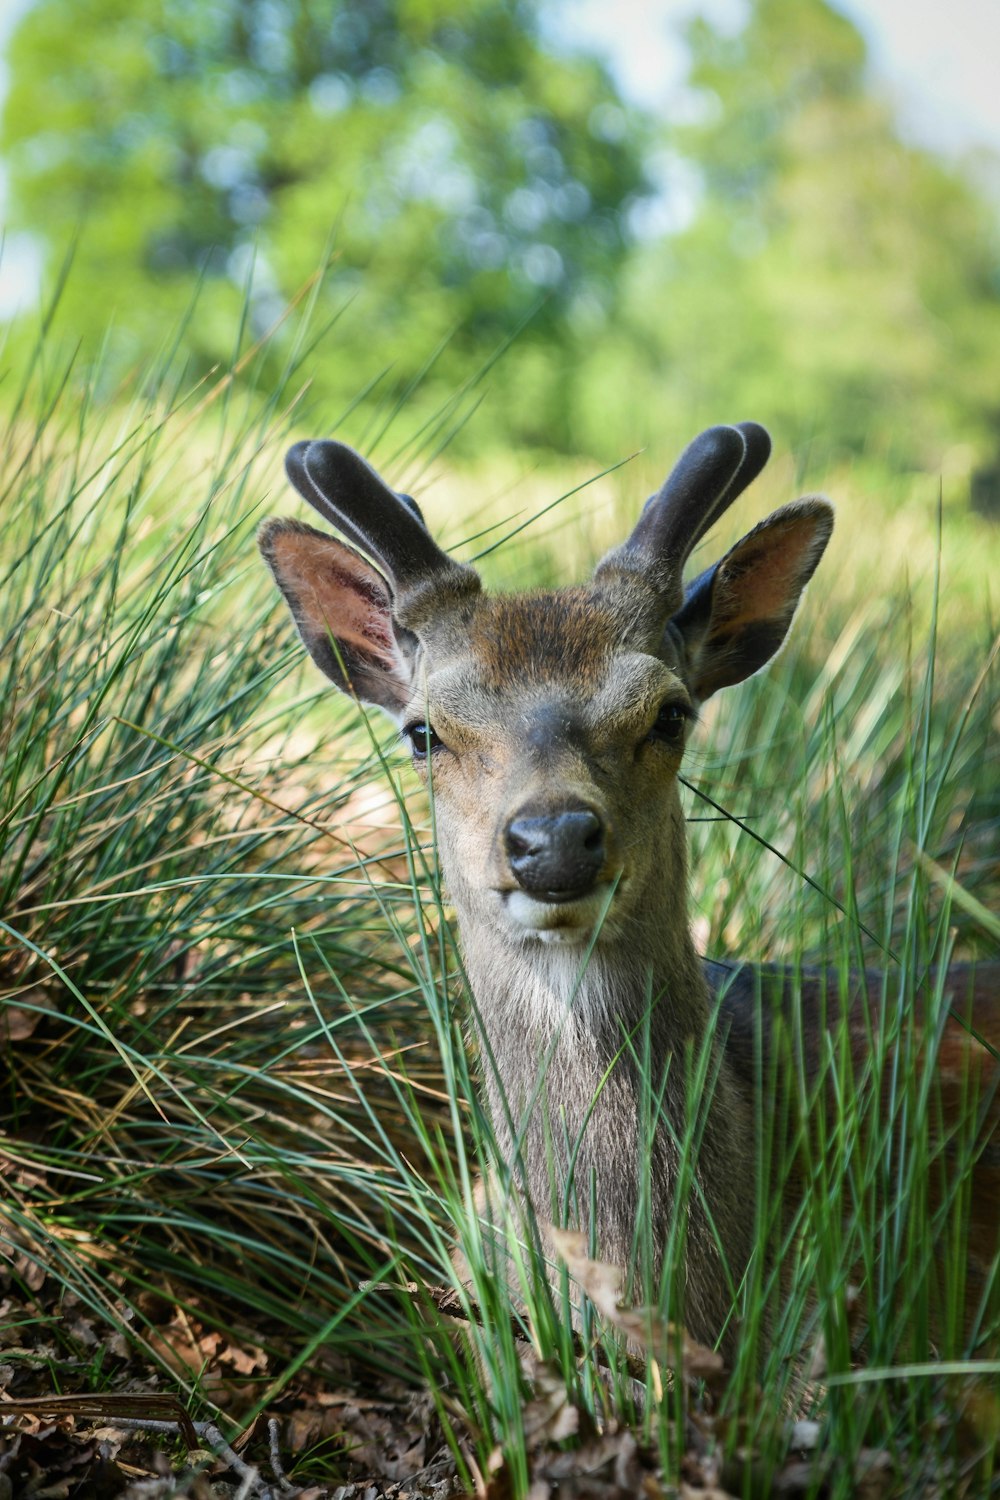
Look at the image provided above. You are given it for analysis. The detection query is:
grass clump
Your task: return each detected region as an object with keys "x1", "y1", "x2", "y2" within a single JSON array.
[{"x1": 0, "y1": 321, "x2": 459, "y2": 1408}]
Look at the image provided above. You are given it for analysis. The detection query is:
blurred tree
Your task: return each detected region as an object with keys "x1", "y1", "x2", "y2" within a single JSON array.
[
  {"x1": 573, "y1": 0, "x2": 1000, "y2": 469},
  {"x1": 5, "y1": 0, "x2": 1000, "y2": 470},
  {"x1": 1, "y1": 0, "x2": 649, "y2": 450}
]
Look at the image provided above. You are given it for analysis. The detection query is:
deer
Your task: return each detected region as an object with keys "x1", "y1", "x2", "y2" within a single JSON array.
[{"x1": 259, "y1": 422, "x2": 999, "y2": 1365}]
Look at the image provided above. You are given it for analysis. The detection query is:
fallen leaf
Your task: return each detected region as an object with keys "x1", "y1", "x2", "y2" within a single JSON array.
[
  {"x1": 548, "y1": 1226, "x2": 725, "y2": 1385},
  {"x1": 0, "y1": 992, "x2": 58, "y2": 1042},
  {"x1": 521, "y1": 1363, "x2": 579, "y2": 1447}
]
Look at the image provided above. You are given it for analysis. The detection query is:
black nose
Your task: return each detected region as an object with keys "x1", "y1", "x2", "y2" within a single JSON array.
[{"x1": 505, "y1": 808, "x2": 606, "y2": 901}]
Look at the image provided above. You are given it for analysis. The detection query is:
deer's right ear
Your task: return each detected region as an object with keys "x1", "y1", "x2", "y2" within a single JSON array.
[{"x1": 258, "y1": 518, "x2": 415, "y2": 718}]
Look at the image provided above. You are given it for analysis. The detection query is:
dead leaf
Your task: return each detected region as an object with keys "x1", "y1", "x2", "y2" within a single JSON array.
[
  {"x1": 548, "y1": 1226, "x2": 725, "y2": 1385},
  {"x1": 521, "y1": 1363, "x2": 579, "y2": 1446},
  {"x1": 547, "y1": 1229, "x2": 623, "y2": 1323},
  {"x1": 12, "y1": 1251, "x2": 46, "y2": 1293},
  {"x1": 0, "y1": 1421, "x2": 127, "y2": 1499},
  {"x1": 0, "y1": 991, "x2": 57, "y2": 1042},
  {"x1": 217, "y1": 1338, "x2": 267, "y2": 1376}
]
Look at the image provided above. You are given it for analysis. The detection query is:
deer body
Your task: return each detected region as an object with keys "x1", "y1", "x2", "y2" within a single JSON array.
[{"x1": 260, "y1": 425, "x2": 998, "y2": 1359}]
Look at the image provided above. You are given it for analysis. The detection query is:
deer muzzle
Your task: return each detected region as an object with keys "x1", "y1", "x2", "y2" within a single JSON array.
[{"x1": 504, "y1": 806, "x2": 606, "y2": 902}]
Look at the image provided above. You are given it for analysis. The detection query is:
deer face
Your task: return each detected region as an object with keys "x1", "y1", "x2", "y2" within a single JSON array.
[
  {"x1": 259, "y1": 427, "x2": 832, "y2": 950},
  {"x1": 393, "y1": 587, "x2": 693, "y2": 947}
]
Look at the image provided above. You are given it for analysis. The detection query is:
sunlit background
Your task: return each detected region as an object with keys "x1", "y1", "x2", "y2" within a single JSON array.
[{"x1": 1, "y1": 0, "x2": 999, "y2": 487}]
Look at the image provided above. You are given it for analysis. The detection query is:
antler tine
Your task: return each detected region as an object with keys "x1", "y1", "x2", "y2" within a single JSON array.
[
  {"x1": 594, "y1": 422, "x2": 772, "y2": 613},
  {"x1": 285, "y1": 440, "x2": 480, "y2": 618}
]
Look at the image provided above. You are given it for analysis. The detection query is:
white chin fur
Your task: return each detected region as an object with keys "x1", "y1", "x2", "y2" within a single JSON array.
[{"x1": 504, "y1": 888, "x2": 612, "y2": 943}]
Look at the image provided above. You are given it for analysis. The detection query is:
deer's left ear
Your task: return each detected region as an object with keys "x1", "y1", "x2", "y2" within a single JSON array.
[{"x1": 669, "y1": 499, "x2": 834, "y2": 702}]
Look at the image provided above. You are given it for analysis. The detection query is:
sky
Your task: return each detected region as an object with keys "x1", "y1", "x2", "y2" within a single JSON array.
[
  {"x1": 552, "y1": 0, "x2": 1000, "y2": 158},
  {"x1": 1, "y1": 0, "x2": 1000, "y2": 318}
]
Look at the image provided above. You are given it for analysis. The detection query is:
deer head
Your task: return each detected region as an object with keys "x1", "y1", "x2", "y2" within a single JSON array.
[{"x1": 259, "y1": 426, "x2": 832, "y2": 962}]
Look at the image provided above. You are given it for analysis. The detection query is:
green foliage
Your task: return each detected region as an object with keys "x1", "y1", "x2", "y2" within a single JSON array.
[
  {"x1": 581, "y1": 0, "x2": 1000, "y2": 466},
  {"x1": 6, "y1": 0, "x2": 1000, "y2": 469},
  {"x1": 3, "y1": 2, "x2": 1000, "y2": 1486},
  {"x1": 1, "y1": 0, "x2": 647, "y2": 447}
]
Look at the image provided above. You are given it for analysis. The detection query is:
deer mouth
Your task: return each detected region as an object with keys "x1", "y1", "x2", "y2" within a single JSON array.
[{"x1": 503, "y1": 883, "x2": 619, "y2": 944}]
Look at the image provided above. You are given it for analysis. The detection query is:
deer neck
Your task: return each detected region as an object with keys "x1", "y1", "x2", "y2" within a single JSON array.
[
  {"x1": 460, "y1": 904, "x2": 707, "y2": 1059},
  {"x1": 454, "y1": 873, "x2": 756, "y2": 1354},
  {"x1": 459, "y1": 910, "x2": 710, "y2": 1135},
  {"x1": 453, "y1": 850, "x2": 742, "y2": 1249}
]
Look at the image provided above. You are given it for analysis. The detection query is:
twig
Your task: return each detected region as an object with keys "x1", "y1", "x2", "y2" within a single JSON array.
[
  {"x1": 268, "y1": 1415, "x2": 294, "y2": 1492},
  {"x1": 0, "y1": 1393, "x2": 198, "y2": 1449},
  {"x1": 109, "y1": 1418, "x2": 257, "y2": 1480}
]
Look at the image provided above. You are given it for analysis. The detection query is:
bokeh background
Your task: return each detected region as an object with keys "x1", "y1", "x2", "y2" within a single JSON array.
[{"x1": 2, "y1": 0, "x2": 1000, "y2": 488}]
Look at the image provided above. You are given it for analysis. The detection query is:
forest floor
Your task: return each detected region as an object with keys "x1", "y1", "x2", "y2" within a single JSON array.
[{"x1": 5, "y1": 1253, "x2": 993, "y2": 1499}]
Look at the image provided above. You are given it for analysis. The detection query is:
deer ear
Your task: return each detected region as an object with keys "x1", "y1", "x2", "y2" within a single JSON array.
[
  {"x1": 258, "y1": 518, "x2": 415, "y2": 718},
  {"x1": 670, "y1": 499, "x2": 833, "y2": 702}
]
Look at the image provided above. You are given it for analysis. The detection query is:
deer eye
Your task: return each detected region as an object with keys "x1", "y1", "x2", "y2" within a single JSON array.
[
  {"x1": 405, "y1": 721, "x2": 443, "y2": 758},
  {"x1": 648, "y1": 701, "x2": 690, "y2": 746}
]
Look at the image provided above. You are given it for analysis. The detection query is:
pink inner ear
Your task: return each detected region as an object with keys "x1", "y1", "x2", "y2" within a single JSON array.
[
  {"x1": 311, "y1": 550, "x2": 398, "y2": 667},
  {"x1": 716, "y1": 514, "x2": 823, "y2": 629},
  {"x1": 272, "y1": 528, "x2": 396, "y2": 658}
]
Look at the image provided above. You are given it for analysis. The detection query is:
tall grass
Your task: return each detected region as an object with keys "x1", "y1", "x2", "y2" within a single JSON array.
[
  {"x1": 0, "y1": 307, "x2": 463, "y2": 1398},
  {"x1": 1, "y1": 299, "x2": 998, "y2": 1493}
]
